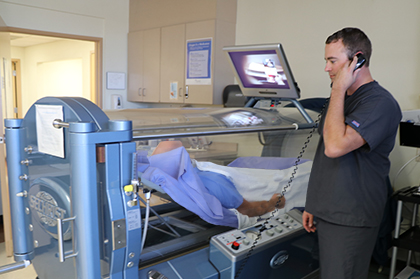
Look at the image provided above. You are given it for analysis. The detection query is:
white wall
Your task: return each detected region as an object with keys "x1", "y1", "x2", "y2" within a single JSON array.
[
  {"x1": 1, "y1": 0, "x2": 419, "y2": 188},
  {"x1": 0, "y1": 0, "x2": 132, "y2": 110},
  {"x1": 235, "y1": 0, "x2": 420, "y2": 189},
  {"x1": 11, "y1": 40, "x2": 95, "y2": 114},
  {"x1": 0, "y1": 32, "x2": 11, "y2": 216},
  {"x1": 0, "y1": 32, "x2": 12, "y2": 119}
]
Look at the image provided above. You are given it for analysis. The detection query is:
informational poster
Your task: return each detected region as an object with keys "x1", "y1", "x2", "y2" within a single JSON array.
[
  {"x1": 186, "y1": 38, "x2": 212, "y2": 85},
  {"x1": 35, "y1": 104, "x2": 64, "y2": 158}
]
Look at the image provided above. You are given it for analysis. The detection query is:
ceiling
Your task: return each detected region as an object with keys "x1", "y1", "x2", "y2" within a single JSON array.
[{"x1": 9, "y1": 33, "x2": 64, "y2": 47}]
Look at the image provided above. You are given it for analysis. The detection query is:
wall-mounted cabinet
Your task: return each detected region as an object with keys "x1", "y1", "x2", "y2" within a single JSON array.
[
  {"x1": 160, "y1": 24, "x2": 185, "y2": 103},
  {"x1": 127, "y1": 28, "x2": 160, "y2": 102},
  {"x1": 160, "y1": 20, "x2": 218, "y2": 104},
  {"x1": 128, "y1": 0, "x2": 236, "y2": 105}
]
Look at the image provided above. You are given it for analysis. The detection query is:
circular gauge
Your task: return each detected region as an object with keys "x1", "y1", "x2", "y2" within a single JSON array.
[{"x1": 245, "y1": 230, "x2": 260, "y2": 241}]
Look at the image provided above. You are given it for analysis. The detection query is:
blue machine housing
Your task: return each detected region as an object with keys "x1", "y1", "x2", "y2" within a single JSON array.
[
  {"x1": 5, "y1": 97, "x2": 319, "y2": 279},
  {"x1": 5, "y1": 97, "x2": 140, "y2": 278}
]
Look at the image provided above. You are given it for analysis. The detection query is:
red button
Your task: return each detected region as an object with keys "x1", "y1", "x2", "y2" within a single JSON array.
[{"x1": 231, "y1": 241, "x2": 240, "y2": 250}]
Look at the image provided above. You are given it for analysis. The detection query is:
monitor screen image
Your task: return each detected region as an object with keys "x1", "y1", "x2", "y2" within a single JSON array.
[
  {"x1": 224, "y1": 44, "x2": 300, "y2": 99},
  {"x1": 229, "y1": 50, "x2": 290, "y2": 89}
]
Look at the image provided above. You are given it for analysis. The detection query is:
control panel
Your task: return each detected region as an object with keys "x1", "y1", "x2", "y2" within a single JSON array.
[{"x1": 210, "y1": 209, "x2": 304, "y2": 261}]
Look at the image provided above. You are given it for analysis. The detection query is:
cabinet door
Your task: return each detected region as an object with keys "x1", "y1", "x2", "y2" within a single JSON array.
[
  {"x1": 160, "y1": 24, "x2": 185, "y2": 103},
  {"x1": 142, "y1": 29, "x2": 160, "y2": 102},
  {"x1": 185, "y1": 20, "x2": 215, "y2": 104},
  {"x1": 127, "y1": 31, "x2": 144, "y2": 102}
]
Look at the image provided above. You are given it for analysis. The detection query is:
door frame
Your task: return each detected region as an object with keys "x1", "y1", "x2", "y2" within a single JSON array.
[
  {"x1": 0, "y1": 26, "x2": 103, "y2": 256},
  {"x1": 1, "y1": 26, "x2": 103, "y2": 107},
  {"x1": 11, "y1": 59, "x2": 22, "y2": 118}
]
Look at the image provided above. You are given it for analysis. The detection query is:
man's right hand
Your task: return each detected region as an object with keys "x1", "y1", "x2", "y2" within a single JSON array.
[{"x1": 302, "y1": 211, "x2": 316, "y2": 233}]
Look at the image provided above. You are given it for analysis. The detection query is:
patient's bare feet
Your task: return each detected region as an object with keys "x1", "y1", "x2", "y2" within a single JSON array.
[{"x1": 236, "y1": 194, "x2": 286, "y2": 217}]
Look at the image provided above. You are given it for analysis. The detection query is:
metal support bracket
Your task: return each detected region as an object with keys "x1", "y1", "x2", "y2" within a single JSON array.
[{"x1": 112, "y1": 219, "x2": 126, "y2": 251}]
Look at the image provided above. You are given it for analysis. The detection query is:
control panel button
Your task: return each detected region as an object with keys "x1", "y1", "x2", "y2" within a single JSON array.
[
  {"x1": 266, "y1": 230, "x2": 274, "y2": 237},
  {"x1": 275, "y1": 227, "x2": 283, "y2": 233},
  {"x1": 231, "y1": 241, "x2": 240, "y2": 250},
  {"x1": 243, "y1": 238, "x2": 250, "y2": 246}
]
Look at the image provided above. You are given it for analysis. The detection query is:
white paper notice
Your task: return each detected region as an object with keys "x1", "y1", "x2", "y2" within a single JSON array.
[
  {"x1": 107, "y1": 72, "x2": 126, "y2": 90},
  {"x1": 188, "y1": 50, "x2": 209, "y2": 78},
  {"x1": 35, "y1": 104, "x2": 65, "y2": 158},
  {"x1": 186, "y1": 39, "x2": 212, "y2": 85}
]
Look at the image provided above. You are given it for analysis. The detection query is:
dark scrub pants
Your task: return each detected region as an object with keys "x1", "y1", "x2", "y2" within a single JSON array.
[{"x1": 317, "y1": 218, "x2": 379, "y2": 279}]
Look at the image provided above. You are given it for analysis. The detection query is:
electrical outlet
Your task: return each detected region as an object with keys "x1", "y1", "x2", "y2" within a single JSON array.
[{"x1": 112, "y1": 94, "x2": 122, "y2": 109}]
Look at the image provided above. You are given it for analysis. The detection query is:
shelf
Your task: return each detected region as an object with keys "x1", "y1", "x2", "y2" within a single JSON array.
[
  {"x1": 390, "y1": 186, "x2": 420, "y2": 278},
  {"x1": 395, "y1": 186, "x2": 420, "y2": 203},
  {"x1": 393, "y1": 226, "x2": 420, "y2": 252}
]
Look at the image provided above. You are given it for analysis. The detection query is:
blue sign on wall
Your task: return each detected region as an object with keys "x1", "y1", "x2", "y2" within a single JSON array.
[{"x1": 186, "y1": 38, "x2": 212, "y2": 85}]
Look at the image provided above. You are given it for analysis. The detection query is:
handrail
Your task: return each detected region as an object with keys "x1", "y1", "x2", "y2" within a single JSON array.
[{"x1": 132, "y1": 123, "x2": 316, "y2": 141}]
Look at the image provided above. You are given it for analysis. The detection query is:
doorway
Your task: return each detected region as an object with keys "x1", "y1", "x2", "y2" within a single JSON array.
[
  {"x1": 0, "y1": 30, "x2": 102, "y2": 256},
  {"x1": 8, "y1": 32, "x2": 100, "y2": 116}
]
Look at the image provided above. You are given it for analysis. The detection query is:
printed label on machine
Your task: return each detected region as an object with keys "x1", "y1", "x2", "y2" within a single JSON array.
[{"x1": 127, "y1": 209, "x2": 141, "y2": 231}]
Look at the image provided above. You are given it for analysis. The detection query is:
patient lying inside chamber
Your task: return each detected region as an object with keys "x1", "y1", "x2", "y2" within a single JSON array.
[
  {"x1": 138, "y1": 141, "x2": 312, "y2": 229},
  {"x1": 152, "y1": 141, "x2": 286, "y2": 217}
]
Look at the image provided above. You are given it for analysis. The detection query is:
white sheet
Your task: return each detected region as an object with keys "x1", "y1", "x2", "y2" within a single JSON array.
[{"x1": 194, "y1": 160, "x2": 312, "y2": 228}]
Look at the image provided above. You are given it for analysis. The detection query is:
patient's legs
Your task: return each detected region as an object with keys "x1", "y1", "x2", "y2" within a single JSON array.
[
  {"x1": 152, "y1": 140, "x2": 286, "y2": 217},
  {"x1": 237, "y1": 194, "x2": 286, "y2": 217}
]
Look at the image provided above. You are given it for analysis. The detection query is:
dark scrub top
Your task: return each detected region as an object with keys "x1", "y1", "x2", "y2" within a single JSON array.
[{"x1": 305, "y1": 81, "x2": 401, "y2": 227}]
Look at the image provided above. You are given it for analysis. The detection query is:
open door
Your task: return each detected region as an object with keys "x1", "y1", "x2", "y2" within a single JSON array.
[{"x1": 11, "y1": 59, "x2": 22, "y2": 118}]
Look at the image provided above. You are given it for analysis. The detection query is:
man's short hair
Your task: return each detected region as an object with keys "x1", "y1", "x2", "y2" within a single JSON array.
[{"x1": 326, "y1": 27, "x2": 372, "y2": 67}]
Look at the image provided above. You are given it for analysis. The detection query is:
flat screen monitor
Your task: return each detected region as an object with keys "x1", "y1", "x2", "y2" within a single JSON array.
[{"x1": 223, "y1": 43, "x2": 300, "y2": 99}]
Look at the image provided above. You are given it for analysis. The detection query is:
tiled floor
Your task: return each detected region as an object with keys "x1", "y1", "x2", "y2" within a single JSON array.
[
  {"x1": 368, "y1": 260, "x2": 420, "y2": 279},
  {"x1": 369, "y1": 261, "x2": 394, "y2": 279}
]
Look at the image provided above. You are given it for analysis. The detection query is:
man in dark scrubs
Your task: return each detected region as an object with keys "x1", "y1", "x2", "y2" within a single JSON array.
[{"x1": 302, "y1": 27, "x2": 401, "y2": 279}]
